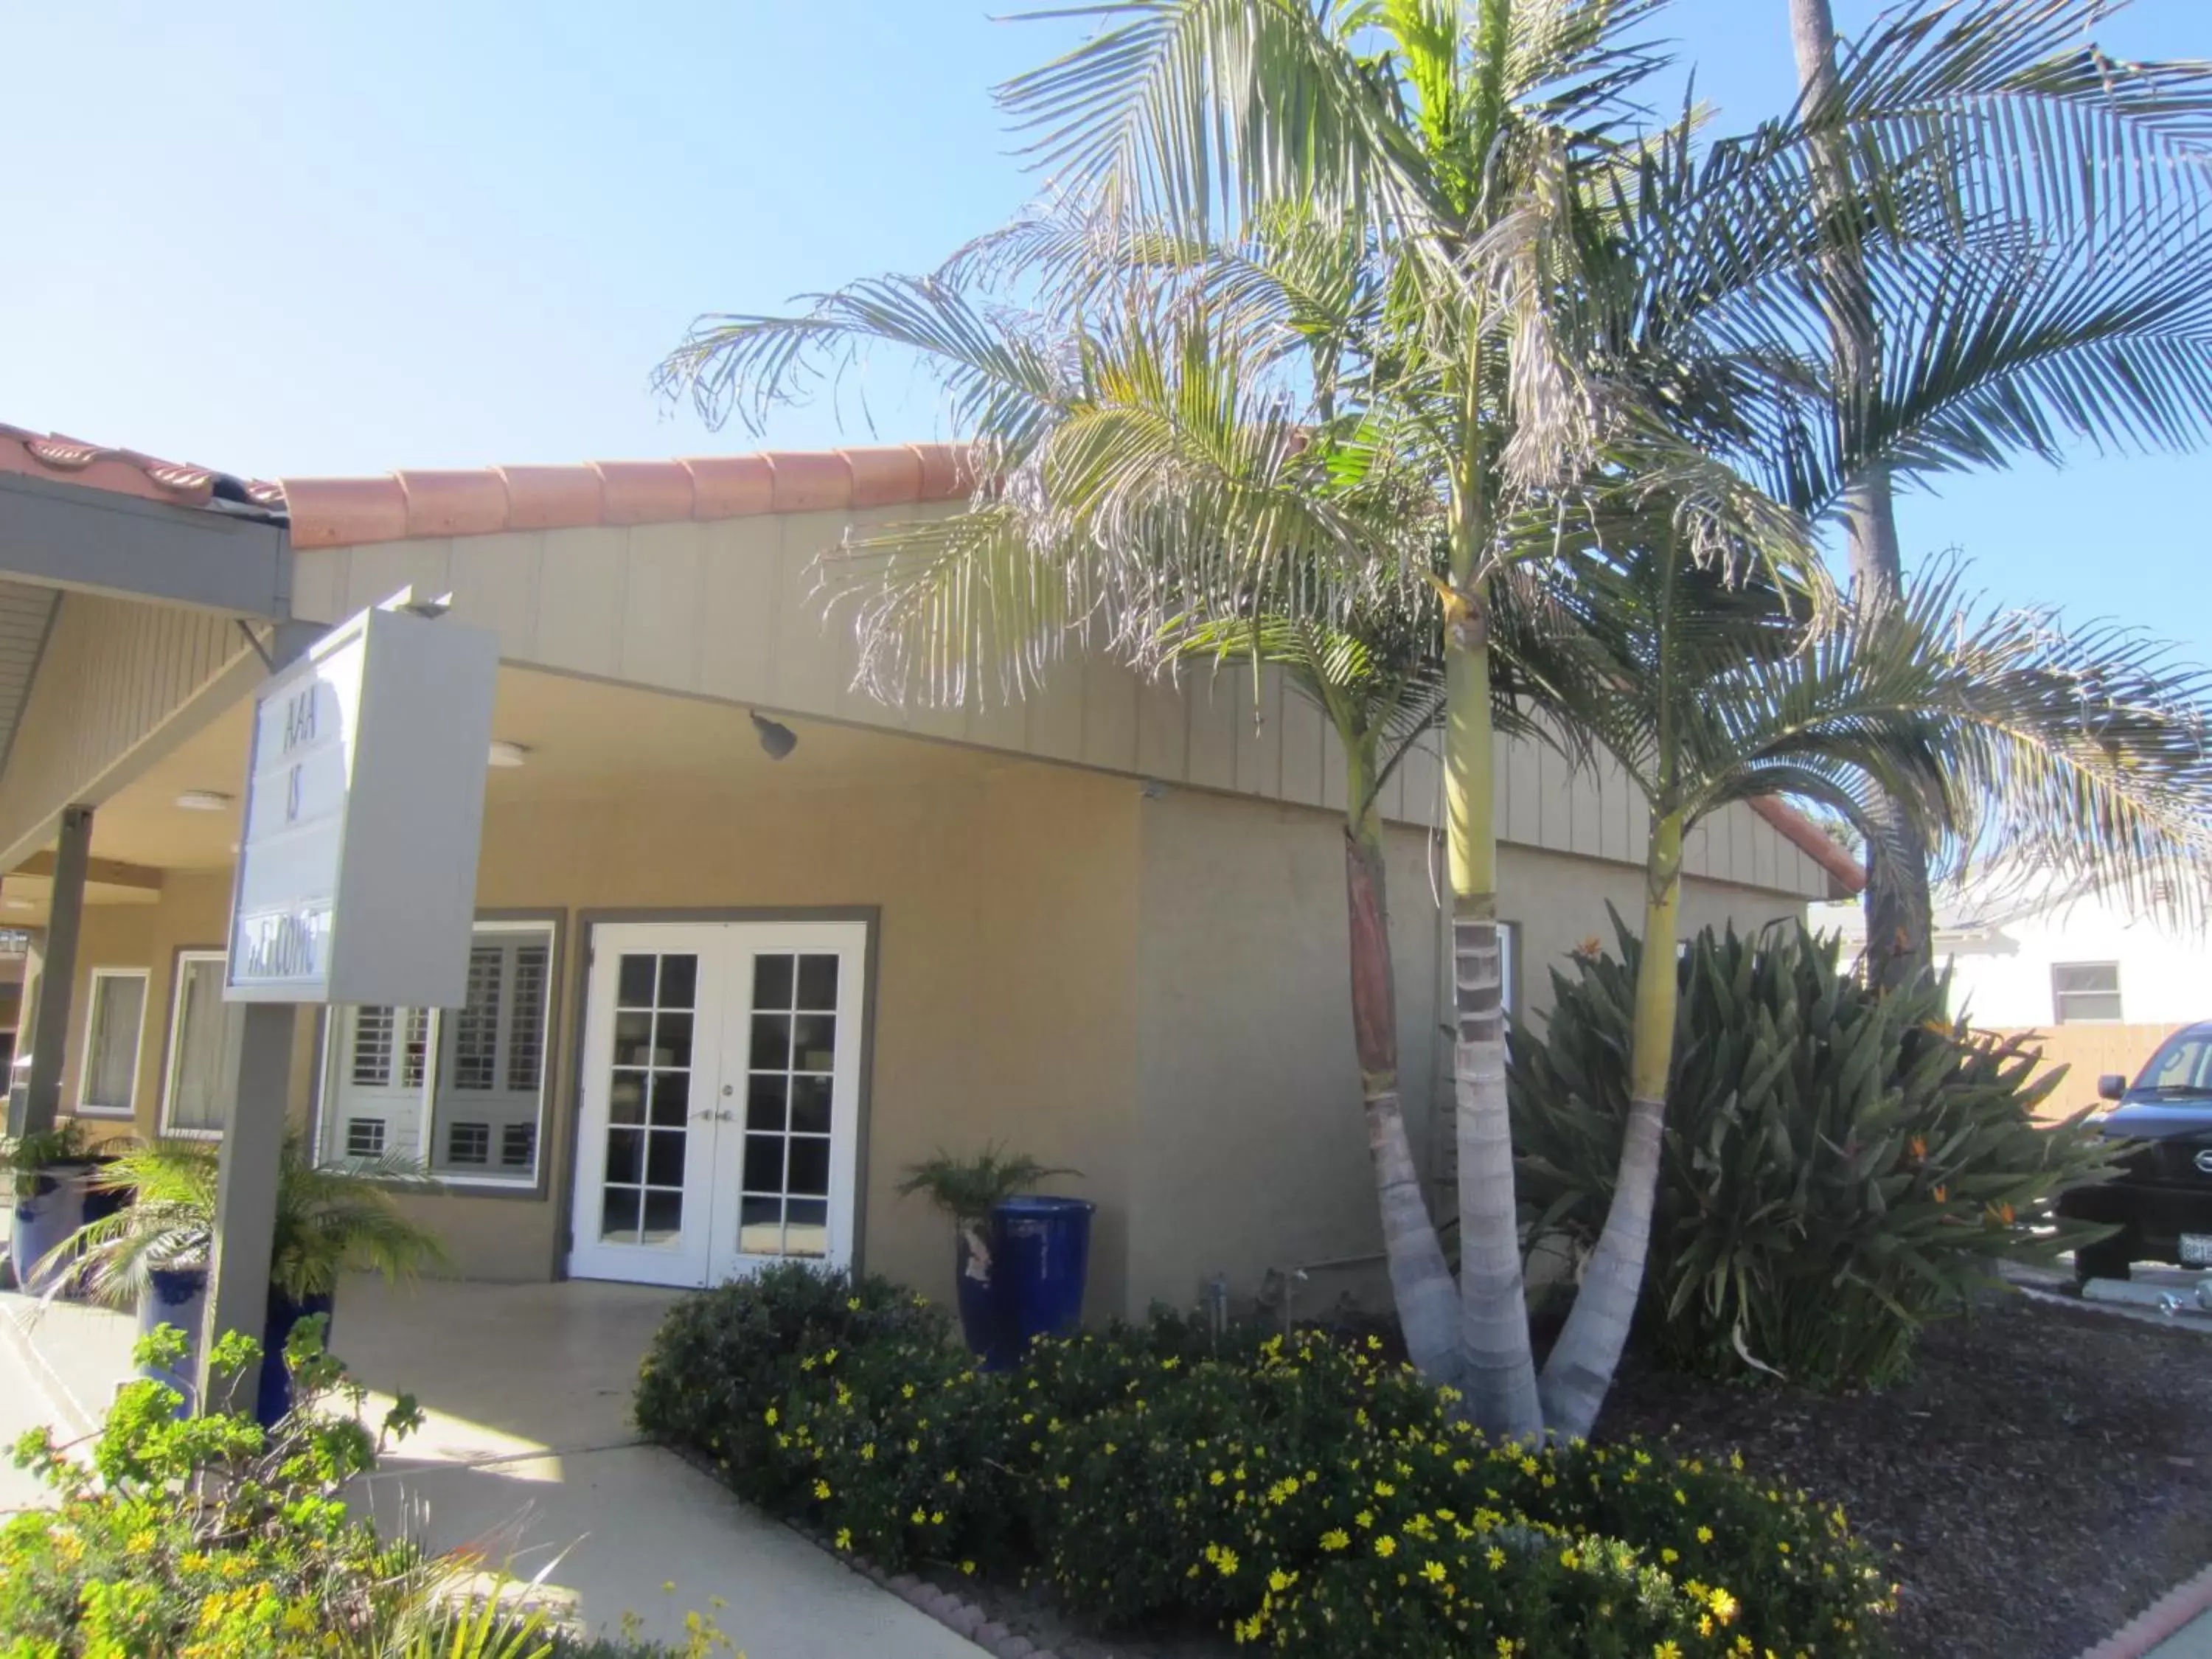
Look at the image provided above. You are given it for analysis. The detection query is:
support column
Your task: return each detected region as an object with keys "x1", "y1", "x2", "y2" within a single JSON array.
[
  {"x1": 199, "y1": 622, "x2": 322, "y2": 1413},
  {"x1": 9, "y1": 804, "x2": 91, "y2": 1139}
]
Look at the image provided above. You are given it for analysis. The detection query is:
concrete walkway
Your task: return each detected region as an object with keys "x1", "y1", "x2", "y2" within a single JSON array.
[{"x1": 0, "y1": 1279, "x2": 979, "y2": 1657}]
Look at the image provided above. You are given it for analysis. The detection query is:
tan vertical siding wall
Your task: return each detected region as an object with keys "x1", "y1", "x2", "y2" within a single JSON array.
[
  {"x1": 293, "y1": 519, "x2": 1830, "y2": 902},
  {"x1": 0, "y1": 594, "x2": 250, "y2": 860},
  {"x1": 1126, "y1": 789, "x2": 1811, "y2": 1318}
]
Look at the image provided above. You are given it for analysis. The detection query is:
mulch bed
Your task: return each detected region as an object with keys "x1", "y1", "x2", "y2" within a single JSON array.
[{"x1": 1603, "y1": 1290, "x2": 2212, "y2": 1659}]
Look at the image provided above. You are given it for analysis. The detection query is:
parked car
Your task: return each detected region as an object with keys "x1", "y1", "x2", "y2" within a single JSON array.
[{"x1": 2057, "y1": 1021, "x2": 2212, "y2": 1283}]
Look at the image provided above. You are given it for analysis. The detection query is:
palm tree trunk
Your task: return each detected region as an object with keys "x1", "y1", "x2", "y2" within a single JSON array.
[
  {"x1": 1537, "y1": 810, "x2": 1684, "y2": 1441},
  {"x1": 1444, "y1": 602, "x2": 1545, "y2": 1442},
  {"x1": 1343, "y1": 768, "x2": 1464, "y2": 1387},
  {"x1": 1788, "y1": 0, "x2": 1935, "y2": 990}
]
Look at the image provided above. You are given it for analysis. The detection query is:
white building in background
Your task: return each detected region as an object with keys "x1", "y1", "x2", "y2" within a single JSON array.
[
  {"x1": 1812, "y1": 874, "x2": 2206, "y2": 1107},
  {"x1": 1812, "y1": 877, "x2": 2205, "y2": 1031}
]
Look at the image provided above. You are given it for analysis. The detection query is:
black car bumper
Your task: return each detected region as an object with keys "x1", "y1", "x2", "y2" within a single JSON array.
[{"x1": 2059, "y1": 1182, "x2": 2212, "y2": 1265}]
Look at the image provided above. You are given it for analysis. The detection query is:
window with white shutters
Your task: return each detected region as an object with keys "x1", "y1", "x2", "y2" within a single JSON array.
[{"x1": 317, "y1": 922, "x2": 554, "y2": 1184}]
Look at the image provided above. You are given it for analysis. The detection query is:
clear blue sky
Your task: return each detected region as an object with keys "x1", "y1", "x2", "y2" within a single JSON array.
[{"x1": 2, "y1": 1, "x2": 2203, "y2": 664}]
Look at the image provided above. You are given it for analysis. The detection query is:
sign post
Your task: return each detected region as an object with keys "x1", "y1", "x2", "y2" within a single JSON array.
[{"x1": 200, "y1": 596, "x2": 498, "y2": 1411}]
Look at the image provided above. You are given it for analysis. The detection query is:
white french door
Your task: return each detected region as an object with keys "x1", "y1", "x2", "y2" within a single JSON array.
[{"x1": 567, "y1": 920, "x2": 867, "y2": 1287}]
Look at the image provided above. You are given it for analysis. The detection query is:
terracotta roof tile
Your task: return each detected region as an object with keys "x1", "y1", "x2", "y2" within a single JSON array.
[
  {"x1": 595, "y1": 460, "x2": 695, "y2": 525},
  {"x1": 681, "y1": 454, "x2": 773, "y2": 521},
  {"x1": 0, "y1": 424, "x2": 283, "y2": 515},
  {"x1": 498, "y1": 465, "x2": 604, "y2": 533},
  {"x1": 397, "y1": 469, "x2": 509, "y2": 539},
  {"x1": 765, "y1": 451, "x2": 854, "y2": 515},
  {"x1": 1747, "y1": 796, "x2": 1867, "y2": 895},
  {"x1": 842, "y1": 445, "x2": 925, "y2": 509},
  {"x1": 282, "y1": 476, "x2": 406, "y2": 548}
]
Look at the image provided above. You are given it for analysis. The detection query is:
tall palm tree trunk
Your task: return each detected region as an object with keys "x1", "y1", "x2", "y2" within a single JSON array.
[
  {"x1": 1789, "y1": 0, "x2": 1935, "y2": 990},
  {"x1": 1343, "y1": 752, "x2": 1465, "y2": 1386},
  {"x1": 1444, "y1": 591, "x2": 1545, "y2": 1441},
  {"x1": 1536, "y1": 810, "x2": 1684, "y2": 1441}
]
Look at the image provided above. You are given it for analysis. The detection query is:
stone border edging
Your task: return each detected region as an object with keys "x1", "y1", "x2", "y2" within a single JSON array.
[{"x1": 2076, "y1": 1563, "x2": 2212, "y2": 1659}]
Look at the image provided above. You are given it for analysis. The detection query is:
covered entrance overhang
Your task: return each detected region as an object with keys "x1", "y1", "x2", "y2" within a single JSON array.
[{"x1": 0, "y1": 431, "x2": 291, "y2": 1143}]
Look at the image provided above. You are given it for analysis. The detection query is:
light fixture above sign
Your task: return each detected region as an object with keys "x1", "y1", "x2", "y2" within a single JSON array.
[
  {"x1": 175, "y1": 790, "x2": 234, "y2": 813},
  {"x1": 487, "y1": 740, "x2": 531, "y2": 768}
]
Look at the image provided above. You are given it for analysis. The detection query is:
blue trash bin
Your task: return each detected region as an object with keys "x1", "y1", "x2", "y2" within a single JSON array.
[{"x1": 986, "y1": 1195, "x2": 1095, "y2": 1371}]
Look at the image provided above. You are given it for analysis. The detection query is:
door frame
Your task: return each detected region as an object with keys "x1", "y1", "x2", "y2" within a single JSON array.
[{"x1": 554, "y1": 907, "x2": 881, "y2": 1282}]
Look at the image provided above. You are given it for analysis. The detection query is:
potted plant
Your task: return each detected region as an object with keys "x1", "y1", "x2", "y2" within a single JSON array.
[
  {"x1": 897, "y1": 1143, "x2": 1076, "y2": 1357},
  {"x1": 55, "y1": 1132, "x2": 448, "y2": 1422},
  {"x1": 6, "y1": 1116, "x2": 94, "y2": 1293}
]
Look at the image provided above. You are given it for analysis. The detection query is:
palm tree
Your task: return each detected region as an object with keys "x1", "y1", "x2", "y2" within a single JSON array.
[
  {"x1": 666, "y1": 0, "x2": 2208, "y2": 1435},
  {"x1": 1775, "y1": 0, "x2": 2212, "y2": 985},
  {"x1": 664, "y1": 204, "x2": 1594, "y2": 1388},
  {"x1": 1523, "y1": 538, "x2": 2212, "y2": 1439}
]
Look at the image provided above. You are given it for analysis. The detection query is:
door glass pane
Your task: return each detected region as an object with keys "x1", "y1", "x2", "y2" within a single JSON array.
[
  {"x1": 597, "y1": 951, "x2": 697, "y2": 1246},
  {"x1": 737, "y1": 949, "x2": 839, "y2": 1259}
]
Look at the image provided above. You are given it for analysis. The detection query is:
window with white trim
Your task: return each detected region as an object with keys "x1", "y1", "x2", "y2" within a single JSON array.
[
  {"x1": 80, "y1": 968, "x2": 147, "y2": 1116},
  {"x1": 2051, "y1": 961, "x2": 2124, "y2": 1025},
  {"x1": 163, "y1": 953, "x2": 244, "y2": 1136},
  {"x1": 318, "y1": 922, "x2": 554, "y2": 1184}
]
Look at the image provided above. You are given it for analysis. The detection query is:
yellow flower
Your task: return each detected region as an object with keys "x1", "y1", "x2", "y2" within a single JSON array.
[
  {"x1": 860, "y1": 1443, "x2": 875, "y2": 1461},
  {"x1": 1661, "y1": 1547, "x2": 1680, "y2": 1565},
  {"x1": 846, "y1": 1296, "x2": 862, "y2": 1310},
  {"x1": 961, "y1": 1559, "x2": 976, "y2": 1575},
  {"x1": 1488, "y1": 1547, "x2": 1506, "y2": 1571},
  {"x1": 1269, "y1": 1568, "x2": 1296, "y2": 1593},
  {"x1": 835, "y1": 1528, "x2": 852, "y2": 1551},
  {"x1": 1210, "y1": 1470, "x2": 1227, "y2": 1486},
  {"x1": 1709, "y1": 1588, "x2": 1740, "y2": 1624},
  {"x1": 1320, "y1": 1530, "x2": 1351, "y2": 1551},
  {"x1": 763, "y1": 1406, "x2": 779, "y2": 1425},
  {"x1": 1697, "y1": 1526, "x2": 1714, "y2": 1544},
  {"x1": 1374, "y1": 1536, "x2": 1398, "y2": 1559},
  {"x1": 813, "y1": 1480, "x2": 832, "y2": 1500},
  {"x1": 1374, "y1": 1480, "x2": 1397, "y2": 1498},
  {"x1": 1655, "y1": 1644, "x2": 1682, "y2": 1659},
  {"x1": 1421, "y1": 1561, "x2": 1447, "y2": 1584}
]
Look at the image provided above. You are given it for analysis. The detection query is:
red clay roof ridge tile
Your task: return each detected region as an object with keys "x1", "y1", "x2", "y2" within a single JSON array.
[
  {"x1": 279, "y1": 442, "x2": 980, "y2": 549},
  {"x1": 1747, "y1": 795, "x2": 1867, "y2": 896},
  {"x1": 0, "y1": 424, "x2": 283, "y2": 514}
]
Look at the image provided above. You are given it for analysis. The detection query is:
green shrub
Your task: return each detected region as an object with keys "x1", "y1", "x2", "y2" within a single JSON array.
[
  {"x1": 635, "y1": 1271, "x2": 1896, "y2": 1657},
  {"x1": 0, "y1": 1320, "x2": 580, "y2": 1658},
  {"x1": 1, "y1": 1320, "x2": 422, "y2": 1655},
  {"x1": 1509, "y1": 919, "x2": 2122, "y2": 1388}
]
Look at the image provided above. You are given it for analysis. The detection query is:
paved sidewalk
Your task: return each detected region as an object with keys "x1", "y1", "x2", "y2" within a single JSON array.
[{"x1": 0, "y1": 1280, "x2": 980, "y2": 1657}]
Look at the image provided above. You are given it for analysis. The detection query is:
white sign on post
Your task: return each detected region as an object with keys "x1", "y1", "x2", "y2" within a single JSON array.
[{"x1": 226, "y1": 596, "x2": 501, "y2": 1008}]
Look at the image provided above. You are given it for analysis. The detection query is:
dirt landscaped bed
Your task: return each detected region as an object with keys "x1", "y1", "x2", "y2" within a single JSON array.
[{"x1": 1602, "y1": 1290, "x2": 2212, "y2": 1659}]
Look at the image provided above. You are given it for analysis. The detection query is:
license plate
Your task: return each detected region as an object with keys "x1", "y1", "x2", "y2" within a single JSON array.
[{"x1": 2183, "y1": 1234, "x2": 2212, "y2": 1267}]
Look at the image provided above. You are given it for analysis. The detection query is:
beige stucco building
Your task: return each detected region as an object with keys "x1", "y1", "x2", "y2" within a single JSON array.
[{"x1": 0, "y1": 428, "x2": 1853, "y2": 1319}]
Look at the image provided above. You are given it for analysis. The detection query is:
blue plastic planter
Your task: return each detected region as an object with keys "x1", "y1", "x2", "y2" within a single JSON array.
[
  {"x1": 257, "y1": 1289, "x2": 335, "y2": 1428},
  {"x1": 984, "y1": 1195, "x2": 1095, "y2": 1371},
  {"x1": 139, "y1": 1265, "x2": 209, "y2": 1413},
  {"x1": 9, "y1": 1168, "x2": 86, "y2": 1294}
]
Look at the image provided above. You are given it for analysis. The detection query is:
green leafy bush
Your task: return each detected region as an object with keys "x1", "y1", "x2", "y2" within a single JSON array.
[
  {"x1": 1509, "y1": 919, "x2": 2121, "y2": 1388},
  {"x1": 0, "y1": 1320, "x2": 574, "y2": 1658},
  {"x1": 636, "y1": 1269, "x2": 1894, "y2": 1658}
]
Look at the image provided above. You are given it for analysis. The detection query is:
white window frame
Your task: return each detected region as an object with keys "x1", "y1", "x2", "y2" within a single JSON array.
[
  {"x1": 1498, "y1": 921, "x2": 1520, "y2": 1017},
  {"x1": 78, "y1": 967, "x2": 149, "y2": 1119},
  {"x1": 2051, "y1": 961, "x2": 2124, "y2": 1026},
  {"x1": 315, "y1": 919, "x2": 556, "y2": 1189},
  {"x1": 161, "y1": 950, "x2": 239, "y2": 1140}
]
